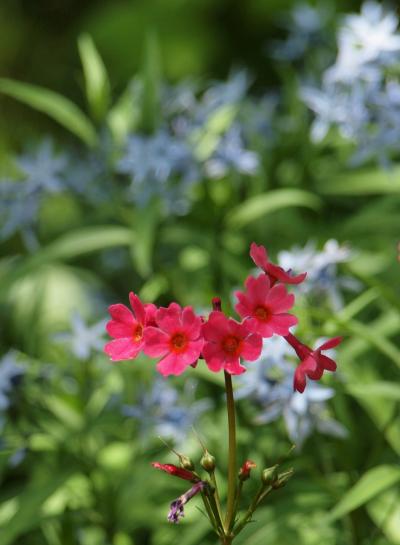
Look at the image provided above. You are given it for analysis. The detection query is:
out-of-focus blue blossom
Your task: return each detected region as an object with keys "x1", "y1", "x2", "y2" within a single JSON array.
[
  {"x1": 271, "y1": 2, "x2": 335, "y2": 62},
  {"x1": 303, "y1": 1, "x2": 400, "y2": 165},
  {"x1": 205, "y1": 125, "x2": 259, "y2": 179},
  {"x1": 54, "y1": 311, "x2": 107, "y2": 360},
  {"x1": 236, "y1": 337, "x2": 347, "y2": 448},
  {"x1": 16, "y1": 139, "x2": 66, "y2": 195},
  {"x1": 0, "y1": 140, "x2": 66, "y2": 245},
  {"x1": 278, "y1": 239, "x2": 360, "y2": 310},
  {"x1": 123, "y1": 378, "x2": 212, "y2": 446},
  {"x1": 117, "y1": 130, "x2": 199, "y2": 214},
  {"x1": 0, "y1": 351, "x2": 25, "y2": 433}
]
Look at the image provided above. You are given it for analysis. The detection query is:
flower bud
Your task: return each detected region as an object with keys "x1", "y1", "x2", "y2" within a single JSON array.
[
  {"x1": 272, "y1": 468, "x2": 294, "y2": 489},
  {"x1": 238, "y1": 460, "x2": 257, "y2": 481},
  {"x1": 261, "y1": 465, "x2": 278, "y2": 486},
  {"x1": 179, "y1": 455, "x2": 195, "y2": 471},
  {"x1": 200, "y1": 450, "x2": 216, "y2": 472}
]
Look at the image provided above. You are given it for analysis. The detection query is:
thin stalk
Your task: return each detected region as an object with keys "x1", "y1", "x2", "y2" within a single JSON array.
[
  {"x1": 224, "y1": 371, "x2": 237, "y2": 532},
  {"x1": 210, "y1": 471, "x2": 224, "y2": 524},
  {"x1": 230, "y1": 480, "x2": 243, "y2": 532},
  {"x1": 233, "y1": 484, "x2": 272, "y2": 536}
]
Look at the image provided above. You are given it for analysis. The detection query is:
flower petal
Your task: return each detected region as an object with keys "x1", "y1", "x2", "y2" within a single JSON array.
[
  {"x1": 104, "y1": 338, "x2": 142, "y2": 361},
  {"x1": 108, "y1": 304, "x2": 134, "y2": 325},
  {"x1": 143, "y1": 327, "x2": 170, "y2": 357}
]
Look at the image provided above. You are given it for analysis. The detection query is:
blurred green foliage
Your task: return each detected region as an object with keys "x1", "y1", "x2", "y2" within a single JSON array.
[{"x1": 0, "y1": 1, "x2": 400, "y2": 545}]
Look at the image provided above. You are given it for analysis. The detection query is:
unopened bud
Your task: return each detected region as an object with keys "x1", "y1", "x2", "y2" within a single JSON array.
[
  {"x1": 239, "y1": 460, "x2": 257, "y2": 481},
  {"x1": 211, "y1": 297, "x2": 222, "y2": 311},
  {"x1": 273, "y1": 468, "x2": 294, "y2": 489},
  {"x1": 200, "y1": 450, "x2": 216, "y2": 472},
  {"x1": 179, "y1": 455, "x2": 195, "y2": 471},
  {"x1": 261, "y1": 465, "x2": 278, "y2": 486}
]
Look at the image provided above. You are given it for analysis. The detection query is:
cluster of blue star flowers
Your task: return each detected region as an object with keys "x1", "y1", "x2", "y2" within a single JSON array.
[
  {"x1": 0, "y1": 72, "x2": 274, "y2": 247},
  {"x1": 236, "y1": 240, "x2": 355, "y2": 448},
  {"x1": 302, "y1": 1, "x2": 400, "y2": 166}
]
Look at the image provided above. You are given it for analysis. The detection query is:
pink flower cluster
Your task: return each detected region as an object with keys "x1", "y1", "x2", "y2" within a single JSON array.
[{"x1": 104, "y1": 243, "x2": 341, "y2": 393}]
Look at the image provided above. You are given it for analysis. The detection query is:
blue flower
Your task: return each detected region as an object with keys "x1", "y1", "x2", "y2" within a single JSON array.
[
  {"x1": 54, "y1": 311, "x2": 107, "y2": 360},
  {"x1": 117, "y1": 130, "x2": 198, "y2": 214},
  {"x1": 0, "y1": 139, "x2": 66, "y2": 244},
  {"x1": 0, "y1": 351, "x2": 24, "y2": 411},
  {"x1": 236, "y1": 337, "x2": 347, "y2": 448},
  {"x1": 205, "y1": 124, "x2": 259, "y2": 179},
  {"x1": 123, "y1": 378, "x2": 212, "y2": 446},
  {"x1": 278, "y1": 240, "x2": 360, "y2": 310}
]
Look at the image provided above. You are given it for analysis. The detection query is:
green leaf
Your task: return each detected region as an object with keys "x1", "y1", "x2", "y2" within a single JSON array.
[
  {"x1": 140, "y1": 31, "x2": 161, "y2": 133},
  {"x1": 108, "y1": 79, "x2": 141, "y2": 145},
  {"x1": 0, "y1": 78, "x2": 97, "y2": 146},
  {"x1": 192, "y1": 104, "x2": 238, "y2": 161},
  {"x1": 320, "y1": 167, "x2": 400, "y2": 195},
  {"x1": 327, "y1": 465, "x2": 400, "y2": 521},
  {"x1": 78, "y1": 34, "x2": 110, "y2": 121},
  {"x1": 226, "y1": 189, "x2": 322, "y2": 229},
  {"x1": 0, "y1": 469, "x2": 75, "y2": 544},
  {"x1": 130, "y1": 203, "x2": 158, "y2": 277},
  {"x1": 367, "y1": 487, "x2": 400, "y2": 545},
  {"x1": 346, "y1": 382, "x2": 400, "y2": 401}
]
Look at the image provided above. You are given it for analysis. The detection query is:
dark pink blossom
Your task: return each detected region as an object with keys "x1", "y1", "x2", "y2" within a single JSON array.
[
  {"x1": 285, "y1": 333, "x2": 342, "y2": 393},
  {"x1": 104, "y1": 292, "x2": 156, "y2": 361},
  {"x1": 235, "y1": 273, "x2": 297, "y2": 338},
  {"x1": 202, "y1": 311, "x2": 262, "y2": 375},
  {"x1": 143, "y1": 303, "x2": 204, "y2": 376},
  {"x1": 250, "y1": 242, "x2": 306, "y2": 285}
]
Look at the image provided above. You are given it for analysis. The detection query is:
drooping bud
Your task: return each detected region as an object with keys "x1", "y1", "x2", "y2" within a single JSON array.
[
  {"x1": 261, "y1": 465, "x2": 278, "y2": 486},
  {"x1": 272, "y1": 468, "x2": 294, "y2": 489},
  {"x1": 238, "y1": 460, "x2": 257, "y2": 481},
  {"x1": 200, "y1": 450, "x2": 216, "y2": 472},
  {"x1": 152, "y1": 462, "x2": 199, "y2": 482},
  {"x1": 211, "y1": 297, "x2": 222, "y2": 311}
]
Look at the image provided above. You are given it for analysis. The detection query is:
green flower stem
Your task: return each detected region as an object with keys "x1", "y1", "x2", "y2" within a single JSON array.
[
  {"x1": 233, "y1": 485, "x2": 273, "y2": 536},
  {"x1": 224, "y1": 371, "x2": 237, "y2": 533},
  {"x1": 230, "y1": 480, "x2": 243, "y2": 532},
  {"x1": 210, "y1": 470, "x2": 224, "y2": 524}
]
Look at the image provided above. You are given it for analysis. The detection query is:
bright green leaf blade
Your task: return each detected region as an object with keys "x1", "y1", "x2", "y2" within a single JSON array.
[
  {"x1": 367, "y1": 487, "x2": 400, "y2": 545},
  {"x1": 346, "y1": 382, "x2": 400, "y2": 401},
  {"x1": 140, "y1": 31, "x2": 161, "y2": 133},
  {"x1": 0, "y1": 78, "x2": 97, "y2": 146},
  {"x1": 320, "y1": 167, "x2": 400, "y2": 195},
  {"x1": 327, "y1": 465, "x2": 400, "y2": 522},
  {"x1": 226, "y1": 189, "x2": 322, "y2": 229},
  {"x1": 78, "y1": 34, "x2": 110, "y2": 121}
]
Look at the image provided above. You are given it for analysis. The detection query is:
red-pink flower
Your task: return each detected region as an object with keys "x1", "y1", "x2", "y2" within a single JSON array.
[
  {"x1": 104, "y1": 292, "x2": 156, "y2": 361},
  {"x1": 250, "y1": 242, "x2": 306, "y2": 285},
  {"x1": 143, "y1": 303, "x2": 203, "y2": 376},
  {"x1": 202, "y1": 311, "x2": 262, "y2": 375},
  {"x1": 285, "y1": 333, "x2": 342, "y2": 393},
  {"x1": 235, "y1": 273, "x2": 298, "y2": 338}
]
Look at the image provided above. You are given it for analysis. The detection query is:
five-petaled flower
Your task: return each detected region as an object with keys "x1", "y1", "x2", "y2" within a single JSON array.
[
  {"x1": 144, "y1": 303, "x2": 204, "y2": 376},
  {"x1": 250, "y1": 242, "x2": 306, "y2": 285},
  {"x1": 235, "y1": 273, "x2": 298, "y2": 338},
  {"x1": 104, "y1": 292, "x2": 156, "y2": 361},
  {"x1": 285, "y1": 333, "x2": 342, "y2": 393},
  {"x1": 202, "y1": 311, "x2": 263, "y2": 375}
]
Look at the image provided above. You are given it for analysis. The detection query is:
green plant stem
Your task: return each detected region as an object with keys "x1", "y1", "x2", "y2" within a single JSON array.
[
  {"x1": 210, "y1": 470, "x2": 224, "y2": 524},
  {"x1": 233, "y1": 485, "x2": 272, "y2": 536},
  {"x1": 224, "y1": 371, "x2": 237, "y2": 533},
  {"x1": 230, "y1": 480, "x2": 243, "y2": 532}
]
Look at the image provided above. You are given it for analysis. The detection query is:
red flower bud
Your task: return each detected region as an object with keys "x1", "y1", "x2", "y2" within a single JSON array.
[
  {"x1": 239, "y1": 460, "x2": 257, "y2": 481},
  {"x1": 152, "y1": 462, "x2": 200, "y2": 482}
]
